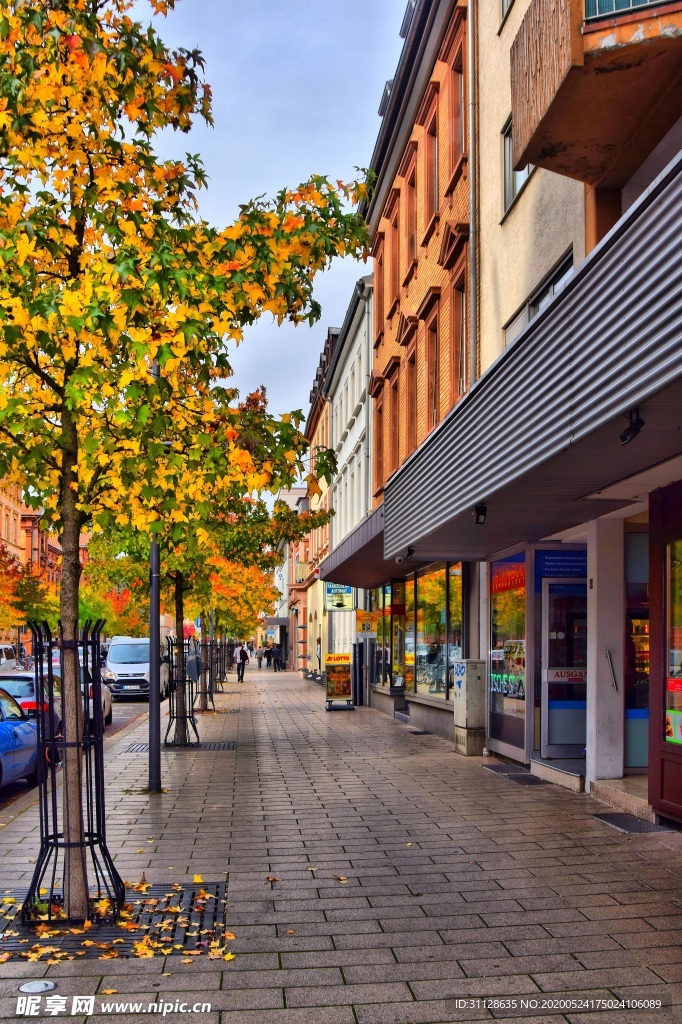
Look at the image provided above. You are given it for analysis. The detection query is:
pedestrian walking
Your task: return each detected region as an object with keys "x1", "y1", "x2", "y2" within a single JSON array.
[
  {"x1": 256, "y1": 645, "x2": 264, "y2": 669},
  {"x1": 272, "y1": 643, "x2": 281, "y2": 672},
  {"x1": 236, "y1": 642, "x2": 249, "y2": 682},
  {"x1": 265, "y1": 645, "x2": 273, "y2": 669}
]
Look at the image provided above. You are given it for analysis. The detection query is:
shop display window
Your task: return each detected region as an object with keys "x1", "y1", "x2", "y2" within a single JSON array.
[
  {"x1": 415, "y1": 565, "x2": 447, "y2": 698},
  {"x1": 490, "y1": 551, "x2": 527, "y2": 750},
  {"x1": 405, "y1": 575, "x2": 415, "y2": 692},
  {"x1": 447, "y1": 564, "x2": 463, "y2": 698},
  {"x1": 665, "y1": 541, "x2": 682, "y2": 744},
  {"x1": 371, "y1": 585, "x2": 392, "y2": 686},
  {"x1": 391, "y1": 579, "x2": 407, "y2": 688}
]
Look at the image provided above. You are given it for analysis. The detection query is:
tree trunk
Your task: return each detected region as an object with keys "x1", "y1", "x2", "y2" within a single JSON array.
[
  {"x1": 198, "y1": 611, "x2": 208, "y2": 712},
  {"x1": 173, "y1": 572, "x2": 188, "y2": 745},
  {"x1": 60, "y1": 419, "x2": 89, "y2": 920}
]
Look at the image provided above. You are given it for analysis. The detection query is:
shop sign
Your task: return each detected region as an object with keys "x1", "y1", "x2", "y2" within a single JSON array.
[
  {"x1": 534, "y1": 549, "x2": 587, "y2": 592},
  {"x1": 356, "y1": 610, "x2": 378, "y2": 637},
  {"x1": 546, "y1": 668, "x2": 588, "y2": 683},
  {"x1": 324, "y1": 583, "x2": 355, "y2": 611},
  {"x1": 490, "y1": 564, "x2": 525, "y2": 594},
  {"x1": 325, "y1": 652, "x2": 352, "y2": 703}
]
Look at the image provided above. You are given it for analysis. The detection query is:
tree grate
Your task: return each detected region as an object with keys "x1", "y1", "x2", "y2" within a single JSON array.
[
  {"x1": 594, "y1": 812, "x2": 676, "y2": 833},
  {"x1": 0, "y1": 882, "x2": 229, "y2": 960},
  {"x1": 126, "y1": 741, "x2": 236, "y2": 753}
]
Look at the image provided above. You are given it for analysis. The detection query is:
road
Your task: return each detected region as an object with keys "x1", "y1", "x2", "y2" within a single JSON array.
[{"x1": 0, "y1": 697, "x2": 148, "y2": 812}]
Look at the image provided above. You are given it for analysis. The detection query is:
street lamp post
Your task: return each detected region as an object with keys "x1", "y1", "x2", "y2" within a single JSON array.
[{"x1": 148, "y1": 358, "x2": 162, "y2": 793}]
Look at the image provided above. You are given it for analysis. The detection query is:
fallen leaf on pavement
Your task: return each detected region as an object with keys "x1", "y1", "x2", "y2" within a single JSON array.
[
  {"x1": 101, "y1": 990, "x2": 118, "y2": 995},
  {"x1": 192, "y1": 874, "x2": 204, "y2": 883}
]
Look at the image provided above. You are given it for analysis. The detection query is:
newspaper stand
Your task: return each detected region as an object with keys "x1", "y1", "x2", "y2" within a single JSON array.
[{"x1": 324, "y1": 652, "x2": 354, "y2": 711}]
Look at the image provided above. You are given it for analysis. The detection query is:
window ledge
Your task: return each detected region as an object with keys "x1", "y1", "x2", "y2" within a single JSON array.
[
  {"x1": 402, "y1": 259, "x2": 418, "y2": 289},
  {"x1": 421, "y1": 213, "x2": 440, "y2": 248},
  {"x1": 406, "y1": 692, "x2": 454, "y2": 710},
  {"x1": 373, "y1": 330, "x2": 384, "y2": 350},
  {"x1": 445, "y1": 154, "x2": 468, "y2": 197},
  {"x1": 386, "y1": 296, "x2": 399, "y2": 322},
  {"x1": 372, "y1": 485, "x2": 385, "y2": 499}
]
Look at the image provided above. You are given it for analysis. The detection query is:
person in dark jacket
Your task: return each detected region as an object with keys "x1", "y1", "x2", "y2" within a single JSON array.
[
  {"x1": 236, "y1": 642, "x2": 249, "y2": 682},
  {"x1": 272, "y1": 644, "x2": 282, "y2": 672}
]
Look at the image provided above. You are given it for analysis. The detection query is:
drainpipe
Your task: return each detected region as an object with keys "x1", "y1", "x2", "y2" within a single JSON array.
[
  {"x1": 360, "y1": 281, "x2": 372, "y2": 523},
  {"x1": 467, "y1": 0, "x2": 478, "y2": 391}
]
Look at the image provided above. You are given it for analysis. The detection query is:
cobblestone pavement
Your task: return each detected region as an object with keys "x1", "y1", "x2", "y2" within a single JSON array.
[{"x1": 1, "y1": 669, "x2": 682, "y2": 1023}]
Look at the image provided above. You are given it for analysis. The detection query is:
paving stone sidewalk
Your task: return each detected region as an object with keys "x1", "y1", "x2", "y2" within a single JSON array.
[{"x1": 1, "y1": 668, "x2": 682, "y2": 1023}]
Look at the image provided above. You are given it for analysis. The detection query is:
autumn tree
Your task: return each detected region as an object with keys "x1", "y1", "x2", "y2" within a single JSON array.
[{"x1": 0, "y1": 0, "x2": 367, "y2": 919}]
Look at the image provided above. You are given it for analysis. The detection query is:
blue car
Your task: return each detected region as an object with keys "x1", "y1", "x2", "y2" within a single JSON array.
[{"x1": 0, "y1": 687, "x2": 38, "y2": 789}]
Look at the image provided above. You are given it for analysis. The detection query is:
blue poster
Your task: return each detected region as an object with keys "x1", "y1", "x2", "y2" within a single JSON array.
[{"x1": 534, "y1": 549, "x2": 587, "y2": 592}]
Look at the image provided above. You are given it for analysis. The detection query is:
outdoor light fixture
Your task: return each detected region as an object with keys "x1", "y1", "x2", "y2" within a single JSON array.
[
  {"x1": 619, "y1": 409, "x2": 645, "y2": 446},
  {"x1": 474, "y1": 503, "x2": 487, "y2": 525}
]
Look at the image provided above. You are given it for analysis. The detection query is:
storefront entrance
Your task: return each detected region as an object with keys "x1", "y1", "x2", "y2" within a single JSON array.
[{"x1": 541, "y1": 579, "x2": 588, "y2": 758}]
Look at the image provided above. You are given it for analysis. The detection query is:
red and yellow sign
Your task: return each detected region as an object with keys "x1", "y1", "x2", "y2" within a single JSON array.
[{"x1": 325, "y1": 652, "x2": 352, "y2": 702}]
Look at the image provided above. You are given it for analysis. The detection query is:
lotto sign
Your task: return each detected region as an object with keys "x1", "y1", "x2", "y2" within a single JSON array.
[{"x1": 325, "y1": 652, "x2": 352, "y2": 703}]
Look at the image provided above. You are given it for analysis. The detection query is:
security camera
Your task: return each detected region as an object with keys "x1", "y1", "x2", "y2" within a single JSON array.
[{"x1": 394, "y1": 555, "x2": 405, "y2": 565}]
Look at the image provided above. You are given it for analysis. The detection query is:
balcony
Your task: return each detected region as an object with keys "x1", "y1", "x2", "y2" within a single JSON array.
[{"x1": 511, "y1": 0, "x2": 682, "y2": 187}]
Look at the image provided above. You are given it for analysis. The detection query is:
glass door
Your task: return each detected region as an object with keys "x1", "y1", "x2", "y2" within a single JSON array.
[{"x1": 541, "y1": 579, "x2": 588, "y2": 758}]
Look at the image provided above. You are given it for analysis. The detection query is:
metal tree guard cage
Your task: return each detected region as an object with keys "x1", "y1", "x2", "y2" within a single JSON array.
[
  {"x1": 21, "y1": 620, "x2": 125, "y2": 926},
  {"x1": 164, "y1": 636, "x2": 200, "y2": 745}
]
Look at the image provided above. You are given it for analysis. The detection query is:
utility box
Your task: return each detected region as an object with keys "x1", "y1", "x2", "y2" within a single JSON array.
[{"x1": 452, "y1": 660, "x2": 486, "y2": 756}]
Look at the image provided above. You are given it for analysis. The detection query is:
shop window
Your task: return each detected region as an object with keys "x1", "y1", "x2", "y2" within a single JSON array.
[
  {"x1": 415, "y1": 565, "x2": 447, "y2": 698},
  {"x1": 503, "y1": 118, "x2": 533, "y2": 211},
  {"x1": 391, "y1": 579, "x2": 407, "y2": 688},
  {"x1": 665, "y1": 541, "x2": 682, "y2": 744},
  {"x1": 489, "y1": 551, "x2": 527, "y2": 751},
  {"x1": 374, "y1": 584, "x2": 392, "y2": 685},
  {"x1": 446, "y1": 564, "x2": 463, "y2": 699},
  {"x1": 405, "y1": 574, "x2": 415, "y2": 693},
  {"x1": 452, "y1": 278, "x2": 467, "y2": 400},
  {"x1": 426, "y1": 314, "x2": 439, "y2": 429},
  {"x1": 625, "y1": 532, "x2": 650, "y2": 769}
]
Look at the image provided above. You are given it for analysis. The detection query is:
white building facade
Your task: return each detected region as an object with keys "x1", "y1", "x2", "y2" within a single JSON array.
[{"x1": 325, "y1": 276, "x2": 373, "y2": 655}]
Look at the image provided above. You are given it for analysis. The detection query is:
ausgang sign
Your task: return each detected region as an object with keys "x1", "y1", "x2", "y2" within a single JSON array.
[{"x1": 324, "y1": 583, "x2": 355, "y2": 612}]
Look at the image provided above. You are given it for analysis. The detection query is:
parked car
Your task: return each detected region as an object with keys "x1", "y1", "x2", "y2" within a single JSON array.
[
  {"x1": 0, "y1": 670, "x2": 62, "y2": 738},
  {"x1": 103, "y1": 637, "x2": 169, "y2": 701},
  {"x1": 0, "y1": 645, "x2": 17, "y2": 671},
  {"x1": 0, "y1": 687, "x2": 38, "y2": 788}
]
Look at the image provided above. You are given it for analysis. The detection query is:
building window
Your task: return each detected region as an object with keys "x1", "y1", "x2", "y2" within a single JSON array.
[
  {"x1": 452, "y1": 278, "x2": 467, "y2": 400},
  {"x1": 529, "y1": 255, "x2": 573, "y2": 318},
  {"x1": 501, "y1": 0, "x2": 515, "y2": 19},
  {"x1": 504, "y1": 252, "x2": 573, "y2": 347},
  {"x1": 446, "y1": 563, "x2": 464, "y2": 700},
  {"x1": 450, "y1": 54, "x2": 465, "y2": 168},
  {"x1": 426, "y1": 314, "x2": 439, "y2": 429},
  {"x1": 390, "y1": 210, "x2": 400, "y2": 305},
  {"x1": 427, "y1": 115, "x2": 439, "y2": 221},
  {"x1": 390, "y1": 378, "x2": 400, "y2": 474},
  {"x1": 375, "y1": 397, "x2": 384, "y2": 492},
  {"x1": 375, "y1": 251, "x2": 384, "y2": 338},
  {"x1": 406, "y1": 351, "x2": 417, "y2": 455},
  {"x1": 406, "y1": 169, "x2": 417, "y2": 267},
  {"x1": 503, "y1": 119, "x2": 532, "y2": 211}
]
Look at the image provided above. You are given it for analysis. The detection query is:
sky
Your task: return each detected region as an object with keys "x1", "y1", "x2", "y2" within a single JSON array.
[{"x1": 139, "y1": 0, "x2": 405, "y2": 418}]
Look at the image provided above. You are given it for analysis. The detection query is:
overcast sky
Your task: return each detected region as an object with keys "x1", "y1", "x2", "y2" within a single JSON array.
[{"x1": 140, "y1": 0, "x2": 404, "y2": 417}]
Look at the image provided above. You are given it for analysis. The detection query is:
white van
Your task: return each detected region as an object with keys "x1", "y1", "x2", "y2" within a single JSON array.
[
  {"x1": 0, "y1": 645, "x2": 17, "y2": 671},
  {"x1": 103, "y1": 636, "x2": 169, "y2": 701}
]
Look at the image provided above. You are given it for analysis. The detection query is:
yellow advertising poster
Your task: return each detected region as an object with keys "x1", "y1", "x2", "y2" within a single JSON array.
[
  {"x1": 356, "y1": 610, "x2": 378, "y2": 636},
  {"x1": 325, "y1": 652, "x2": 352, "y2": 703}
]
